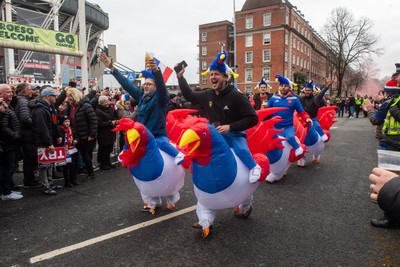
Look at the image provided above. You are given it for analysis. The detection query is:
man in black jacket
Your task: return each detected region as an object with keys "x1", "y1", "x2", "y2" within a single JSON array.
[
  {"x1": 15, "y1": 83, "x2": 40, "y2": 187},
  {"x1": 31, "y1": 87, "x2": 61, "y2": 195},
  {"x1": 369, "y1": 167, "x2": 400, "y2": 228},
  {"x1": 0, "y1": 84, "x2": 22, "y2": 200}
]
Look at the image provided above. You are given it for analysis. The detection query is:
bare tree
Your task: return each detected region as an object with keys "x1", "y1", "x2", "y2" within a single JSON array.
[{"x1": 322, "y1": 8, "x2": 382, "y2": 97}]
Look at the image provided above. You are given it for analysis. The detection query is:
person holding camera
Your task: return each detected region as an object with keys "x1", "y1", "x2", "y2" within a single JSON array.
[
  {"x1": 0, "y1": 85, "x2": 22, "y2": 200},
  {"x1": 369, "y1": 167, "x2": 400, "y2": 228}
]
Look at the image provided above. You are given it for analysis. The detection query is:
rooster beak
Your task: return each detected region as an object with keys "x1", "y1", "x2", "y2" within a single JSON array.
[
  {"x1": 179, "y1": 129, "x2": 200, "y2": 155},
  {"x1": 127, "y1": 128, "x2": 140, "y2": 153}
]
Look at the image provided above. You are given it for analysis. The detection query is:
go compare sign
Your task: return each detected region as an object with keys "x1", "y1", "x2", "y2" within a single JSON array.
[{"x1": 0, "y1": 21, "x2": 79, "y2": 52}]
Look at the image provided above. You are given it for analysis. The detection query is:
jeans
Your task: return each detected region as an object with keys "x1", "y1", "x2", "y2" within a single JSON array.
[
  {"x1": 0, "y1": 149, "x2": 18, "y2": 195},
  {"x1": 222, "y1": 132, "x2": 257, "y2": 170}
]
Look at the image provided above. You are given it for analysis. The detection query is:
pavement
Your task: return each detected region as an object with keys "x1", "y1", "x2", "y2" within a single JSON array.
[{"x1": 1, "y1": 116, "x2": 400, "y2": 266}]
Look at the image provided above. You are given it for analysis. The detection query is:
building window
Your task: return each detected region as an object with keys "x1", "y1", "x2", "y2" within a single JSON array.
[
  {"x1": 294, "y1": 19, "x2": 297, "y2": 29},
  {"x1": 245, "y1": 51, "x2": 253, "y2": 63},
  {"x1": 284, "y1": 68, "x2": 287, "y2": 78},
  {"x1": 246, "y1": 17, "x2": 253, "y2": 29},
  {"x1": 262, "y1": 67, "x2": 270, "y2": 82},
  {"x1": 201, "y1": 76, "x2": 207, "y2": 85},
  {"x1": 245, "y1": 68, "x2": 253, "y2": 82},
  {"x1": 262, "y1": 49, "x2": 271, "y2": 62},
  {"x1": 285, "y1": 32, "x2": 288, "y2": 45},
  {"x1": 292, "y1": 54, "x2": 295, "y2": 63},
  {"x1": 245, "y1": 86, "x2": 252, "y2": 93},
  {"x1": 201, "y1": 60, "x2": 207, "y2": 70},
  {"x1": 245, "y1": 35, "x2": 253, "y2": 47},
  {"x1": 285, "y1": 49, "x2": 288, "y2": 62},
  {"x1": 263, "y1": 33, "x2": 271, "y2": 45},
  {"x1": 201, "y1": 32, "x2": 207, "y2": 42},
  {"x1": 201, "y1": 46, "x2": 207, "y2": 56},
  {"x1": 263, "y1": 13, "x2": 271, "y2": 26}
]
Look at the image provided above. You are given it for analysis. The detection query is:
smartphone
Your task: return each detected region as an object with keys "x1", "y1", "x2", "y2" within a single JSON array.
[{"x1": 174, "y1": 60, "x2": 188, "y2": 73}]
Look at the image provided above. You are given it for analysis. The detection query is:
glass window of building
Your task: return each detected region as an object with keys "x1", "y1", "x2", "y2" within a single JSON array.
[
  {"x1": 246, "y1": 17, "x2": 253, "y2": 29},
  {"x1": 201, "y1": 32, "x2": 207, "y2": 42},
  {"x1": 245, "y1": 51, "x2": 253, "y2": 63},
  {"x1": 263, "y1": 49, "x2": 271, "y2": 62},
  {"x1": 245, "y1": 68, "x2": 253, "y2": 82},
  {"x1": 263, "y1": 33, "x2": 271, "y2": 45},
  {"x1": 263, "y1": 13, "x2": 271, "y2": 26},
  {"x1": 201, "y1": 46, "x2": 207, "y2": 56},
  {"x1": 202, "y1": 60, "x2": 207, "y2": 70},
  {"x1": 245, "y1": 35, "x2": 253, "y2": 47},
  {"x1": 285, "y1": 50, "x2": 288, "y2": 62},
  {"x1": 201, "y1": 76, "x2": 207, "y2": 84},
  {"x1": 262, "y1": 67, "x2": 270, "y2": 81}
]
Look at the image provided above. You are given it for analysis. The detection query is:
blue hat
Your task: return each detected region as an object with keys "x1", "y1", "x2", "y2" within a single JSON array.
[
  {"x1": 304, "y1": 79, "x2": 315, "y2": 90},
  {"x1": 275, "y1": 74, "x2": 290, "y2": 86},
  {"x1": 209, "y1": 51, "x2": 228, "y2": 74},
  {"x1": 201, "y1": 51, "x2": 239, "y2": 79},
  {"x1": 140, "y1": 70, "x2": 155, "y2": 81},
  {"x1": 258, "y1": 77, "x2": 269, "y2": 88},
  {"x1": 41, "y1": 88, "x2": 60, "y2": 97}
]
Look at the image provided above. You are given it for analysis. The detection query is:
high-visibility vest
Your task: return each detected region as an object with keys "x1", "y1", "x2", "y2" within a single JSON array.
[
  {"x1": 355, "y1": 97, "x2": 362, "y2": 105},
  {"x1": 383, "y1": 96, "x2": 400, "y2": 135}
]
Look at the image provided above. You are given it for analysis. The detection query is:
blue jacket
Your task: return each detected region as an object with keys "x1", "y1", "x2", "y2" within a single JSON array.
[
  {"x1": 268, "y1": 92, "x2": 310, "y2": 128},
  {"x1": 112, "y1": 68, "x2": 170, "y2": 137}
]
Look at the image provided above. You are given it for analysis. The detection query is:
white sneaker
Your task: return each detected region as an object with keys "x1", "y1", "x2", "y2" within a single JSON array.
[
  {"x1": 321, "y1": 134, "x2": 328, "y2": 142},
  {"x1": 297, "y1": 158, "x2": 306, "y2": 167},
  {"x1": 249, "y1": 164, "x2": 262, "y2": 184},
  {"x1": 1, "y1": 192, "x2": 23, "y2": 200},
  {"x1": 174, "y1": 152, "x2": 185, "y2": 165},
  {"x1": 295, "y1": 147, "x2": 304, "y2": 157},
  {"x1": 12, "y1": 191, "x2": 22, "y2": 195}
]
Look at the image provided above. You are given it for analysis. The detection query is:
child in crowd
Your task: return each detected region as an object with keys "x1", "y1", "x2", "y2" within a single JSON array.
[{"x1": 58, "y1": 115, "x2": 79, "y2": 187}]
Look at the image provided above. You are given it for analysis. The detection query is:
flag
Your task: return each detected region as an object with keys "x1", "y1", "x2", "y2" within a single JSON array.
[{"x1": 154, "y1": 57, "x2": 173, "y2": 83}]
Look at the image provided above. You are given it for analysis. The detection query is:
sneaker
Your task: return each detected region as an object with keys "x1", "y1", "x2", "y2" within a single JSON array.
[
  {"x1": 43, "y1": 187, "x2": 57, "y2": 195},
  {"x1": 1, "y1": 192, "x2": 23, "y2": 200},
  {"x1": 234, "y1": 206, "x2": 253, "y2": 219},
  {"x1": 295, "y1": 147, "x2": 304, "y2": 157},
  {"x1": 297, "y1": 158, "x2": 306, "y2": 167},
  {"x1": 174, "y1": 152, "x2": 185, "y2": 166},
  {"x1": 321, "y1": 134, "x2": 328, "y2": 142},
  {"x1": 248, "y1": 164, "x2": 261, "y2": 184},
  {"x1": 11, "y1": 191, "x2": 22, "y2": 195},
  {"x1": 51, "y1": 184, "x2": 63, "y2": 190}
]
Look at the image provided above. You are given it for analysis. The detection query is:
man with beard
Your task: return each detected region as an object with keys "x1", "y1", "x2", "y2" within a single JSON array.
[
  {"x1": 267, "y1": 75, "x2": 312, "y2": 157},
  {"x1": 297, "y1": 78, "x2": 332, "y2": 166}
]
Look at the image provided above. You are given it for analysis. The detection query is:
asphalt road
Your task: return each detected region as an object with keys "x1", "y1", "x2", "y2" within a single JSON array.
[{"x1": 1, "y1": 116, "x2": 399, "y2": 267}]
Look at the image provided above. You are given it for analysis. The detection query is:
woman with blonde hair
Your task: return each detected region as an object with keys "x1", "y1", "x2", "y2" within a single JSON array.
[{"x1": 63, "y1": 87, "x2": 98, "y2": 181}]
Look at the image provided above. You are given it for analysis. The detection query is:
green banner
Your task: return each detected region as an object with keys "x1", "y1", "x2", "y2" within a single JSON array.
[{"x1": 0, "y1": 21, "x2": 78, "y2": 51}]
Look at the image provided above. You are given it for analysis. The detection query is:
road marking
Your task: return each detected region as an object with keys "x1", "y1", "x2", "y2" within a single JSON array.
[{"x1": 30, "y1": 205, "x2": 197, "y2": 264}]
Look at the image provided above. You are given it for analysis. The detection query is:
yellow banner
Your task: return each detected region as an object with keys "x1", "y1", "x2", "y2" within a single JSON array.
[{"x1": 0, "y1": 21, "x2": 78, "y2": 51}]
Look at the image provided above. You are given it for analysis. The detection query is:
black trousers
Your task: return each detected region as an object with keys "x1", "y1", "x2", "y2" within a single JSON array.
[
  {"x1": 62, "y1": 153, "x2": 78, "y2": 185},
  {"x1": 77, "y1": 139, "x2": 95, "y2": 176},
  {"x1": 98, "y1": 144, "x2": 113, "y2": 167},
  {"x1": 21, "y1": 138, "x2": 37, "y2": 185}
]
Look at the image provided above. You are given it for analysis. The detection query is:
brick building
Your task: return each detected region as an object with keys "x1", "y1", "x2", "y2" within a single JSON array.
[{"x1": 198, "y1": 0, "x2": 331, "y2": 93}]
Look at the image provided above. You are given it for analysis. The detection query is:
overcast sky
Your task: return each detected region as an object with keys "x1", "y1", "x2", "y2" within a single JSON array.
[{"x1": 92, "y1": 0, "x2": 399, "y2": 85}]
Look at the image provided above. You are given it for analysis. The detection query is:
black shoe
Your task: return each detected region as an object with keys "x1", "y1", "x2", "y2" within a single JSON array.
[
  {"x1": 82, "y1": 173, "x2": 95, "y2": 183},
  {"x1": 71, "y1": 180, "x2": 80, "y2": 186},
  {"x1": 78, "y1": 168, "x2": 87, "y2": 174},
  {"x1": 140, "y1": 204, "x2": 162, "y2": 212},
  {"x1": 65, "y1": 183, "x2": 73, "y2": 188},
  {"x1": 100, "y1": 165, "x2": 111, "y2": 170},
  {"x1": 371, "y1": 217, "x2": 400, "y2": 229},
  {"x1": 23, "y1": 181, "x2": 42, "y2": 188}
]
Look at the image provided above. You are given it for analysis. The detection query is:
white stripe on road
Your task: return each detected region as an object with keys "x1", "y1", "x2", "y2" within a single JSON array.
[{"x1": 30, "y1": 205, "x2": 197, "y2": 264}]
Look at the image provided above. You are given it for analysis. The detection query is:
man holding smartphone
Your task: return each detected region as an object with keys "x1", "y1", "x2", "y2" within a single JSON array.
[{"x1": 175, "y1": 51, "x2": 261, "y2": 228}]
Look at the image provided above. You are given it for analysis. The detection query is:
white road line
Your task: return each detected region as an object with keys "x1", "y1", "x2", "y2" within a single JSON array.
[{"x1": 30, "y1": 205, "x2": 197, "y2": 264}]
